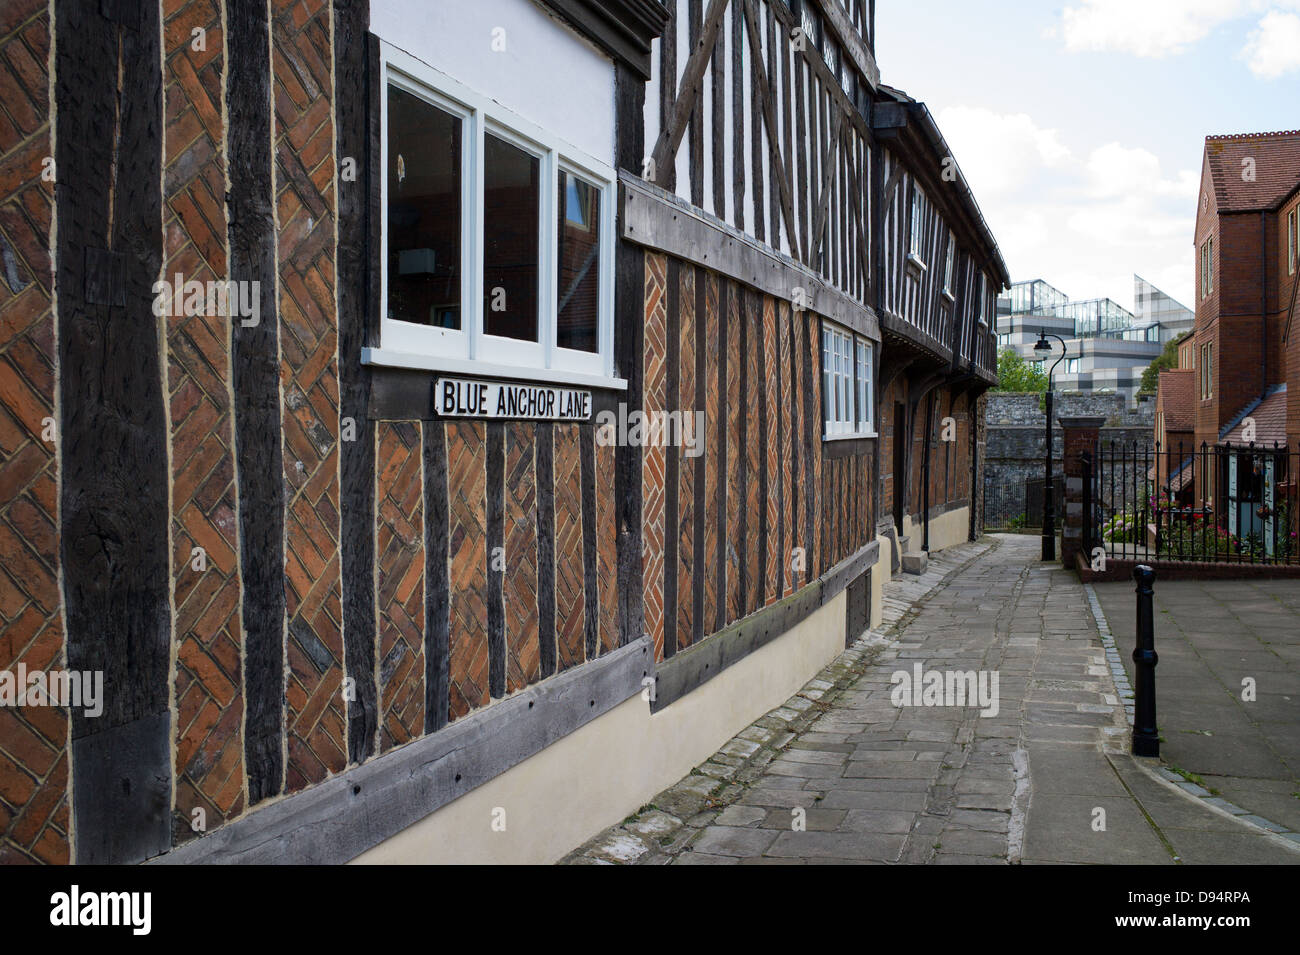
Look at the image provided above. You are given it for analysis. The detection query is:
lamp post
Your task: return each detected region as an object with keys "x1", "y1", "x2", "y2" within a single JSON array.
[{"x1": 1035, "y1": 331, "x2": 1067, "y2": 561}]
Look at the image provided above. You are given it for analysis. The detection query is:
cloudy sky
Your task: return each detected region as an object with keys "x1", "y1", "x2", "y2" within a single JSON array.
[{"x1": 876, "y1": 0, "x2": 1300, "y2": 312}]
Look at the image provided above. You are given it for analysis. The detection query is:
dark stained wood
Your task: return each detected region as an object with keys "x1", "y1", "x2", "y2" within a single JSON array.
[
  {"x1": 692, "y1": 272, "x2": 707, "y2": 644},
  {"x1": 424, "y1": 421, "x2": 451, "y2": 734},
  {"x1": 659, "y1": 3, "x2": 676, "y2": 190},
  {"x1": 747, "y1": 5, "x2": 764, "y2": 245},
  {"x1": 579, "y1": 425, "x2": 600, "y2": 659},
  {"x1": 664, "y1": 257, "x2": 680, "y2": 656},
  {"x1": 688, "y1": 0, "x2": 703, "y2": 207},
  {"x1": 741, "y1": 0, "x2": 800, "y2": 261},
  {"x1": 794, "y1": 49, "x2": 809, "y2": 258},
  {"x1": 810, "y1": 107, "x2": 844, "y2": 267},
  {"x1": 650, "y1": 0, "x2": 729, "y2": 189},
  {"x1": 765, "y1": 4, "x2": 779, "y2": 246},
  {"x1": 227, "y1": 0, "x2": 286, "y2": 807},
  {"x1": 616, "y1": 59, "x2": 647, "y2": 175},
  {"x1": 536, "y1": 424, "x2": 557, "y2": 675},
  {"x1": 486, "y1": 422, "x2": 506, "y2": 697},
  {"x1": 57, "y1": 0, "x2": 171, "y2": 864},
  {"x1": 335, "y1": 0, "x2": 378, "y2": 765},
  {"x1": 715, "y1": 279, "x2": 729, "y2": 633},
  {"x1": 731, "y1": 0, "x2": 745, "y2": 232},
  {"x1": 710, "y1": 9, "x2": 726, "y2": 222},
  {"x1": 539, "y1": 0, "x2": 670, "y2": 80},
  {"x1": 737, "y1": 284, "x2": 749, "y2": 613}
]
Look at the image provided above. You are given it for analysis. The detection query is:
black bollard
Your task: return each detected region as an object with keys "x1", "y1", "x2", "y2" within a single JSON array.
[{"x1": 1131, "y1": 565, "x2": 1159, "y2": 756}]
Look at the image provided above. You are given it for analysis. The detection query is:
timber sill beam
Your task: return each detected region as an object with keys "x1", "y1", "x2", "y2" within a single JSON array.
[
  {"x1": 652, "y1": 540, "x2": 879, "y2": 711},
  {"x1": 621, "y1": 171, "x2": 880, "y2": 342},
  {"x1": 156, "y1": 638, "x2": 653, "y2": 865}
]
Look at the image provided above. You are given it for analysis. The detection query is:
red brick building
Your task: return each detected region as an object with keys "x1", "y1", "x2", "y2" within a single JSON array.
[{"x1": 1156, "y1": 130, "x2": 1300, "y2": 512}]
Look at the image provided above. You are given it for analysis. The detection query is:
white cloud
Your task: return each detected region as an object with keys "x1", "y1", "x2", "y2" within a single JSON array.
[
  {"x1": 936, "y1": 107, "x2": 1197, "y2": 308},
  {"x1": 1060, "y1": 0, "x2": 1246, "y2": 58},
  {"x1": 1242, "y1": 11, "x2": 1300, "y2": 77}
]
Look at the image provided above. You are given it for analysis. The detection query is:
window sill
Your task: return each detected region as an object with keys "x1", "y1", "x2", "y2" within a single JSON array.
[
  {"x1": 941, "y1": 288, "x2": 955, "y2": 303},
  {"x1": 362, "y1": 347, "x2": 628, "y2": 391},
  {"x1": 824, "y1": 430, "x2": 878, "y2": 442},
  {"x1": 906, "y1": 253, "x2": 927, "y2": 274}
]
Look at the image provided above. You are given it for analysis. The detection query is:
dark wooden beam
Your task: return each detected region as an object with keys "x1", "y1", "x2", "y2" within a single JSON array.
[
  {"x1": 809, "y1": 108, "x2": 844, "y2": 266},
  {"x1": 335, "y1": 0, "x2": 379, "y2": 765},
  {"x1": 228, "y1": 0, "x2": 287, "y2": 806},
  {"x1": 650, "y1": 0, "x2": 730, "y2": 188},
  {"x1": 58, "y1": 0, "x2": 171, "y2": 865},
  {"x1": 741, "y1": 0, "x2": 801, "y2": 262}
]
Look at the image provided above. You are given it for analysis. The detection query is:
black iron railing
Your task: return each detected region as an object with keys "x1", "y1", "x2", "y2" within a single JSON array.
[{"x1": 1084, "y1": 440, "x2": 1300, "y2": 565}]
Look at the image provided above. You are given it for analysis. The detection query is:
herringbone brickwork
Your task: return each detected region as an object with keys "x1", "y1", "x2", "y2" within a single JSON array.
[
  {"x1": 808, "y1": 313, "x2": 822, "y2": 576},
  {"x1": 376, "y1": 421, "x2": 425, "y2": 751},
  {"x1": 642, "y1": 253, "x2": 667, "y2": 659},
  {"x1": 273, "y1": 0, "x2": 345, "y2": 793},
  {"x1": 554, "y1": 424, "x2": 586, "y2": 671},
  {"x1": 594, "y1": 438, "x2": 619, "y2": 655},
  {"x1": 162, "y1": 0, "x2": 246, "y2": 841},
  {"x1": 0, "y1": 0, "x2": 68, "y2": 865},
  {"x1": 504, "y1": 422, "x2": 541, "y2": 688},
  {"x1": 702, "y1": 273, "x2": 721, "y2": 635},
  {"x1": 763, "y1": 295, "x2": 779, "y2": 605},
  {"x1": 745, "y1": 291, "x2": 762, "y2": 615},
  {"x1": 779, "y1": 302, "x2": 793, "y2": 597},
  {"x1": 447, "y1": 421, "x2": 489, "y2": 720},
  {"x1": 676, "y1": 265, "x2": 695, "y2": 649},
  {"x1": 790, "y1": 304, "x2": 807, "y2": 589},
  {"x1": 725, "y1": 279, "x2": 743, "y2": 624}
]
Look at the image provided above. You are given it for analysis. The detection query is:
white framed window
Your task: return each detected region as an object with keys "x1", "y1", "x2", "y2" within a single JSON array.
[
  {"x1": 371, "y1": 44, "x2": 618, "y2": 388},
  {"x1": 942, "y1": 231, "x2": 955, "y2": 297},
  {"x1": 822, "y1": 323, "x2": 875, "y2": 438},
  {"x1": 908, "y1": 184, "x2": 924, "y2": 263},
  {"x1": 977, "y1": 273, "x2": 988, "y2": 326}
]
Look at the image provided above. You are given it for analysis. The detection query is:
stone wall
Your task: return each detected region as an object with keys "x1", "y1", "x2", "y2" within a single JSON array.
[{"x1": 983, "y1": 392, "x2": 1154, "y2": 528}]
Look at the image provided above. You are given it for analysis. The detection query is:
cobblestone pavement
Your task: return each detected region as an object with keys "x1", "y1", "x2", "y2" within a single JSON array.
[{"x1": 562, "y1": 535, "x2": 1300, "y2": 864}]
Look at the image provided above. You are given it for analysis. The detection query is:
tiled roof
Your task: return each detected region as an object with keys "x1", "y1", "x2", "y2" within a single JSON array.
[
  {"x1": 1157, "y1": 369, "x2": 1195, "y2": 434},
  {"x1": 1205, "y1": 131, "x2": 1300, "y2": 212},
  {"x1": 1220, "y1": 385, "x2": 1288, "y2": 446}
]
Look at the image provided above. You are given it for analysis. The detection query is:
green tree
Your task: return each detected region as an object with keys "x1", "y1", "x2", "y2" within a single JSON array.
[
  {"x1": 994, "y1": 347, "x2": 1048, "y2": 393},
  {"x1": 1138, "y1": 332, "x2": 1189, "y2": 395}
]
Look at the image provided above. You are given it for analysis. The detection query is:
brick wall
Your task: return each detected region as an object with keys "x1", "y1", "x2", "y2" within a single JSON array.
[{"x1": 0, "y1": 0, "x2": 67, "y2": 865}]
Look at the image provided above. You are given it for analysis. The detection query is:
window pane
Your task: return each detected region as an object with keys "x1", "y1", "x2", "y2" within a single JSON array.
[
  {"x1": 556, "y1": 171, "x2": 601, "y2": 352},
  {"x1": 387, "y1": 85, "x2": 461, "y2": 330},
  {"x1": 823, "y1": 329, "x2": 833, "y2": 428},
  {"x1": 483, "y1": 133, "x2": 540, "y2": 341}
]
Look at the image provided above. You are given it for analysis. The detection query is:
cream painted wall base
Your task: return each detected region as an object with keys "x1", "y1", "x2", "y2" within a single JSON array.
[
  {"x1": 871, "y1": 531, "x2": 891, "y2": 629},
  {"x1": 352, "y1": 591, "x2": 849, "y2": 865},
  {"x1": 901, "y1": 506, "x2": 970, "y2": 556}
]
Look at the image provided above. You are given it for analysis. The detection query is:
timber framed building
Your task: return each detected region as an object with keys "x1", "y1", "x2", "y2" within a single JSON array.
[{"x1": 0, "y1": 0, "x2": 1005, "y2": 864}]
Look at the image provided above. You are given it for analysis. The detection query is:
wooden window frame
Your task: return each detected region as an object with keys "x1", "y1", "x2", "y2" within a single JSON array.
[{"x1": 822, "y1": 320, "x2": 876, "y2": 439}]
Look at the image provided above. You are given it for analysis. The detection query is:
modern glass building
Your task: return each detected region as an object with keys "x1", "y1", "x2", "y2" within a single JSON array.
[{"x1": 995, "y1": 275, "x2": 1193, "y2": 406}]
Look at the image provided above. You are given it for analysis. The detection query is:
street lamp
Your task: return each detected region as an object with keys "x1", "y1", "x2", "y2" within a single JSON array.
[{"x1": 1035, "y1": 330, "x2": 1068, "y2": 561}]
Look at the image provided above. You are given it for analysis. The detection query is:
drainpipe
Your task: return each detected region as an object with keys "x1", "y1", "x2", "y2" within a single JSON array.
[
  {"x1": 1261, "y1": 211, "x2": 1269, "y2": 399},
  {"x1": 922, "y1": 391, "x2": 934, "y2": 551}
]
